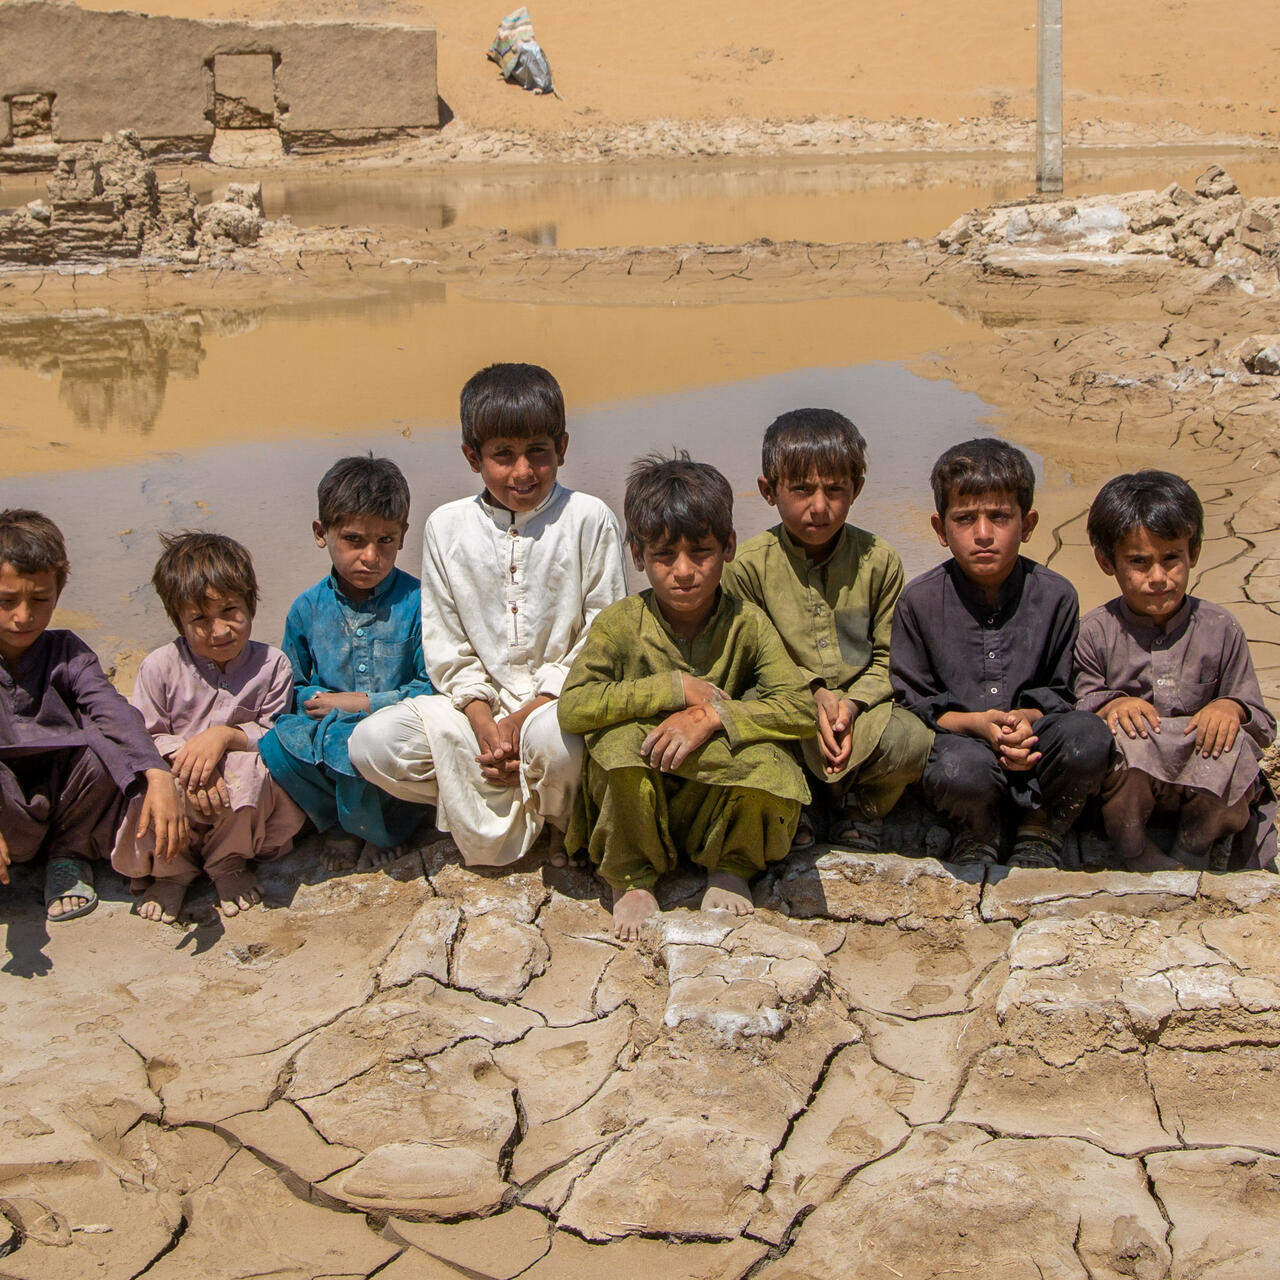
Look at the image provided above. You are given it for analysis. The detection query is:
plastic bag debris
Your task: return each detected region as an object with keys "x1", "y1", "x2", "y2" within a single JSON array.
[{"x1": 488, "y1": 7, "x2": 557, "y2": 96}]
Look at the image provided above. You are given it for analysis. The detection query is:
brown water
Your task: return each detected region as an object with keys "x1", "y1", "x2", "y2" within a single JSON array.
[{"x1": 4, "y1": 145, "x2": 1269, "y2": 670}]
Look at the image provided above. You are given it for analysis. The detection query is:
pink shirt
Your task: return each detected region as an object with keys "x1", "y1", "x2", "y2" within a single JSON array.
[{"x1": 130, "y1": 638, "x2": 294, "y2": 810}]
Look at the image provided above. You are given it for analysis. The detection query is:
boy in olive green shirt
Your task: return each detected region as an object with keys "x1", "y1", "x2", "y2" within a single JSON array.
[
  {"x1": 559, "y1": 453, "x2": 814, "y2": 939},
  {"x1": 723, "y1": 409, "x2": 933, "y2": 851}
]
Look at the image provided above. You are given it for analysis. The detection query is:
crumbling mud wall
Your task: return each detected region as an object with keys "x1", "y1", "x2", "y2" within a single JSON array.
[{"x1": 0, "y1": 0, "x2": 438, "y2": 161}]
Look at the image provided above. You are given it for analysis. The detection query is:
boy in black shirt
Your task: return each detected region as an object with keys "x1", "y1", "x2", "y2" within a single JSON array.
[{"x1": 890, "y1": 439, "x2": 1112, "y2": 868}]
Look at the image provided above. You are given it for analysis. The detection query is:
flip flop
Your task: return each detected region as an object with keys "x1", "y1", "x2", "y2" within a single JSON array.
[{"x1": 45, "y1": 855, "x2": 99, "y2": 922}]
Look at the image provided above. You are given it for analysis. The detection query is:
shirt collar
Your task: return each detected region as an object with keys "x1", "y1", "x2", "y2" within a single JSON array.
[
  {"x1": 949, "y1": 555, "x2": 1028, "y2": 617},
  {"x1": 328, "y1": 566, "x2": 397, "y2": 609},
  {"x1": 1118, "y1": 593, "x2": 1192, "y2": 637},
  {"x1": 478, "y1": 482, "x2": 564, "y2": 531},
  {"x1": 777, "y1": 522, "x2": 849, "y2": 570},
  {"x1": 643, "y1": 585, "x2": 732, "y2": 643},
  {"x1": 178, "y1": 635, "x2": 254, "y2": 681}
]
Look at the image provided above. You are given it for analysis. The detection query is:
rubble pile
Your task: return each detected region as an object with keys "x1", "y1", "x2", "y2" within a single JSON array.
[
  {"x1": 939, "y1": 163, "x2": 1280, "y2": 276},
  {"x1": 0, "y1": 131, "x2": 263, "y2": 265}
]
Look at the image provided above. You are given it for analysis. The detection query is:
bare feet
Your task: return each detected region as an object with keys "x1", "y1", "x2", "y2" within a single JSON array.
[
  {"x1": 214, "y1": 869, "x2": 263, "y2": 916},
  {"x1": 1125, "y1": 840, "x2": 1183, "y2": 873},
  {"x1": 611, "y1": 886, "x2": 659, "y2": 940},
  {"x1": 356, "y1": 841, "x2": 404, "y2": 870},
  {"x1": 702, "y1": 869, "x2": 754, "y2": 915},
  {"x1": 138, "y1": 878, "x2": 188, "y2": 924},
  {"x1": 321, "y1": 832, "x2": 362, "y2": 871},
  {"x1": 545, "y1": 826, "x2": 568, "y2": 868}
]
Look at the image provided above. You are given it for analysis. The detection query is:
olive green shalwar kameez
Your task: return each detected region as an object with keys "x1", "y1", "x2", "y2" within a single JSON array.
[
  {"x1": 558, "y1": 590, "x2": 814, "y2": 892},
  {"x1": 722, "y1": 523, "x2": 933, "y2": 818}
]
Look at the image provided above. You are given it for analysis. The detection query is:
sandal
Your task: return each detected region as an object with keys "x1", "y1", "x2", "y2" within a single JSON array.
[
  {"x1": 829, "y1": 812, "x2": 883, "y2": 853},
  {"x1": 45, "y1": 855, "x2": 99, "y2": 922},
  {"x1": 790, "y1": 806, "x2": 818, "y2": 852},
  {"x1": 949, "y1": 833, "x2": 999, "y2": 867},
  {"x1": 1008, "y1": 831, "x2": 1064, "y2": 869}
]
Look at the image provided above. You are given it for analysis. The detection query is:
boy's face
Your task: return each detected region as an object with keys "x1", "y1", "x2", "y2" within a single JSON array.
[
  {"x1": 463, "y1": 433, "x2": 568, "y2": 514},
  {"x1": 759, "y1": 468, "x2": 863, "y2": 559},
  {"x1": 1097, "y1": 526, "x2": 1197, "y2": 626},
  {"x1": 313, "y1": 514, "x2": 407, "y2": 601},
  {"x1": 178, "y1": 590, "x2": 252, "y2": 671},
  {"x1": 0, "y1": 562, "x2": 59, "y2": 666},
  {"x1": 931, "y1": 489, "x2": 1037, "y2": 594},
  {"x1": 632, "y1": 530, "x2": 736, "y2": 632}
]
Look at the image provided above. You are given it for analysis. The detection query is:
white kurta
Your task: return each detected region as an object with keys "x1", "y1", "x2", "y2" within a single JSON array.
[{"x1": 350, "y1": 483, "x2": 627, "y2": 864}]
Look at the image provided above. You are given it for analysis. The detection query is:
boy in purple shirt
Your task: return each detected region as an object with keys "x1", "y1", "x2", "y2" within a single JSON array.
[
  {"x1": 890, "y1": 440, "x2": 1113, "y2": 868},
  {"x1": 112, "y1": 533, "x2": 305, "y2": 922},
  {"x1": 1076, "y1": 470, "x2": 1276, "y2": 871},
  {"x1": 0, "y1": 509, "x2": 185, "y2": 921}
]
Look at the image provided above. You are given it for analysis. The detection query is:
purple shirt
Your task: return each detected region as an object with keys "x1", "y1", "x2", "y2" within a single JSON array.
[{"x1": 0, "y1": 629, "x2": 165, "y2": 792}]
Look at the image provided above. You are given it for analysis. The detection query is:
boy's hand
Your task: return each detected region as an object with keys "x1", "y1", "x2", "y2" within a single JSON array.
[
  {"x1": 138, "y1": 769, "x2": 188, "y2": 862},
  {"x1": 1186, "y1": 698, "x2": 1244, "y2": 757},
  {"x1": 487, "y1": 695, "x2": 554, "y2": 785},
  {"x1": 0, "y1": 829, "x2": 10, "y2": 886},
  {"x1": 995, "y1": 707, "x2": 1042, "y2": 772},
  {"x1": 171, "y1": 725, "x2": 246, "y2": 791},
  {"x1": 186, "y1": 766, "x2": 231, "y2": 818},
  {"x1": 813, "y1": 688, "x2": 858, "y2": 771},
  {"x1": 642, "y1": 704, "x2": 722, "y2": 773},
  {"x1": 681, "y1": 673, "x2": 726, "y2": 707},
  {"x1": 304, "y1": 691, "x2": 371, "y2": 719},
  {"x1": 465, "y1": 699, "x2": 520, "y2": 787},
  {"x1": 1100, "y1": 696, "x2": 1161, "y2": 740}
]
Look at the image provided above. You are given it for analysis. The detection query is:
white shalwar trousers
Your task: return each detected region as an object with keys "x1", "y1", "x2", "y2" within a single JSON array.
[{"x1": 348, "y1": 696, "x2": 582, "y2": 866}]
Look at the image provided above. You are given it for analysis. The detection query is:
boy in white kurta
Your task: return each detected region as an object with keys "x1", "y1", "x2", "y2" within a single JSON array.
[{"x1": 350, "y1": 363, "x2": 627, "y2": 865}]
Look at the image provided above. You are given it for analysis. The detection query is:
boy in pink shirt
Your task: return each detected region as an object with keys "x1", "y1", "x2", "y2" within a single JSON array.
[{"x1": 113, "y1": 533, "x2": 304, "y2": 921}]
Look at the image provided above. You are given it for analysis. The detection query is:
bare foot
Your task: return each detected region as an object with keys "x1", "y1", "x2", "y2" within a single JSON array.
[
  {"x1": 545, "y1": 826, "x2": 568, "y2": 868},
  {"x1": 322, "y1": 833, "x2": 362, "y2": 871},
  {"x1": 1125, "y1": 840, "x2": 1183, "y2": 873},
  {"x1": 214, "y1": 869, "x2": 263, "y2": 917},
  {"x1": 139, "y1": 878, "x2": 188, "y2": 924},
  {"x1": 612, "y1": 886, "x2": 659, "y2": 940},
  {"x1": 47, "y1": 893, "x2": 94, "y2": 919},
  {"x1": 701, "y1": 869, "x2": 754, "y2": 915},
  {"x1": 356, "y1": 841, "x2": 403, "y2": 870}
]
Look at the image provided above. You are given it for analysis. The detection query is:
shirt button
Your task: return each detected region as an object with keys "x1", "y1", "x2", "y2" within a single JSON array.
[
  {"x1": 990, "y1": 686, "x2": 998, "y2": 694},
  {"x1": 512, "y1": 605, "x2": 518, "y2": 614},
  {"x1": 509, "y1": 527, "x2": 518, "y2": 538},
  {"x1": 819, "y1": 639, "x2": 828, "y2": 648},
  {"x1": 358, "y1": 663, "x2": 368, "y2": 673},
  {"x1": 987, "y1": 651, "x2": 996, "y2": 659},
  {"x1": 356, "y1": 628, "x2": 365, "y2": 637}
]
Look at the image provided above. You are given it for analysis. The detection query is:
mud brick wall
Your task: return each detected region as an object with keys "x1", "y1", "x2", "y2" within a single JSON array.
[{"x1": 0, "y1": 0, "x2": 438, "y2": 152}]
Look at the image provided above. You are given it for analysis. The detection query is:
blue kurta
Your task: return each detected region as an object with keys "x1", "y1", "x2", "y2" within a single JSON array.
[{"x1": 259, "y1": 567, "x2": 432, "y2": 845}]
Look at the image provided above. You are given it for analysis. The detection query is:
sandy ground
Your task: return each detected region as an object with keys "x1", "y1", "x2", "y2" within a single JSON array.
[{"x1": 65, "y1": 0, "x2": 1280, "y2": 152}]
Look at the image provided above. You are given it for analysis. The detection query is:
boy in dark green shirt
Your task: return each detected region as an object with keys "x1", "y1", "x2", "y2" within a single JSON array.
[{"x1": 559, "y1": 453, "x2": 813, "y2": 939}]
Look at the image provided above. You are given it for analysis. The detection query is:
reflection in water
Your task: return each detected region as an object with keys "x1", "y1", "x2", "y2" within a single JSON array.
[
  {"x1": 0, "y1": 313, "x2": 206, "y2": 433},
  {"x1": 4, "y1": 363, "x2": 999, "y2": 678}
]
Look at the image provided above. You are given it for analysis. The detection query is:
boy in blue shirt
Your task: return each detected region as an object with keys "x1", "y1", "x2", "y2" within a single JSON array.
[{"x1": 260, "y1": 456, "x2": 432, "y2": 870}]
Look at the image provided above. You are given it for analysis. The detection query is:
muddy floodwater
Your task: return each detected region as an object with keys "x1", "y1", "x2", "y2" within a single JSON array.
[{"x1": 8, "y1": 146, "x2": 1262, "y2": 672}]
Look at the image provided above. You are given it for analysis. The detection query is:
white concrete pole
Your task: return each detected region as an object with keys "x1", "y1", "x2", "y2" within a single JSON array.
[{"x1": 1036, "y1": 0, "x2": 1063, "y2": 193}]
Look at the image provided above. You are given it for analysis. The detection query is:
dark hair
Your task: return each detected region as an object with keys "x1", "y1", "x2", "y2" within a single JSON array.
[
  {"x1": 624, "y1": 450, "x2": 734, "y2": 551},
  {"x1": 930, "y1": 437, "x2": 1035, "y2": 517},
  {"x1": 761, "y1": 408, "x2": 868, "y2": 488},
  {"x1": 152, "y1": 532, "x2": 259, "y2": 630},
  {"x1": 0, "y1": 509, "x2": 69, "y2": 591},
  {"x1": 1086, "y1": 470, "x2": 1204, "y2": 563},
  {"x1": 317, "y1": 455, "x2": 410, "y2": 529},
  {"x1": 459, "y1": 363, "x2": 566, "y2": 452}
]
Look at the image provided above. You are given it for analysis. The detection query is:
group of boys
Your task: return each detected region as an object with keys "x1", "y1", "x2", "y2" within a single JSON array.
[{"x1": 1, "y1": 363, "x2": 1273, "y2": 939}]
